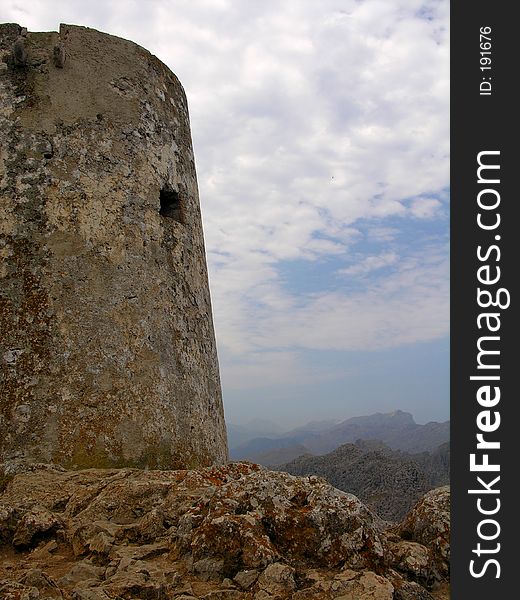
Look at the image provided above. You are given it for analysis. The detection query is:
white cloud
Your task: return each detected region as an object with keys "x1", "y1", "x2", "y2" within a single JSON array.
[
  {"x1": 3, "y1": 1, "x2": 450, "y2": 400},
  {"x1": 213, "y1": 248, "x2": 448, "y2": 357},
  {"x1": 409, "y1": 197, "x2": 443, "y2": 219},
  {"x1": 339, "y1": 252, "x2": 400, "y2": 276}
]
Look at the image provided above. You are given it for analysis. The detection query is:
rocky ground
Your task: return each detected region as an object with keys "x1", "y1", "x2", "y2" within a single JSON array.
[{"x1": 0, "y1": 463, "x2": 449, "y2": 599}]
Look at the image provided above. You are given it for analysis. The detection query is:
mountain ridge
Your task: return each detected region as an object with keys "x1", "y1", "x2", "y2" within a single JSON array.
[
  {"x1": 276, "y1": 439, "x2": 450, "y2": 521},
  {"x1": 230, "y1": 410, "x2": 449, "y2": 462}
]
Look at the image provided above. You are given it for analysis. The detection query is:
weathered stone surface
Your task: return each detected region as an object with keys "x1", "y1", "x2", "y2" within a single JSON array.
[
  {"x1": 256, "y1": 562, "x2": 295, "y2": 595},
  {"x1": 0, "y1": 22, "x2": 227, "y2": 470},
  {"x1": 334, "y1": 570, "x2": 394, "y2": 599},
  {"x1": 392, "y1": 578, "x2": 436, "y2": 600},
  {"x1": 12, "y1": 507, "x2": 64, "y2": 549},
  {"x1": 194, "y1": 557, "x2": 225, "y2": 581},
  {"x1": 0, "y1": 581, "x2": 40, "y2": 600},
  {"x1": 387, "y1": 540, "x2": 434, "y2": 583},
  {"x1": 398, "y1": 486, "x2": 450, "y2": 578},
  {"x1": 58, "y1": 559, "x2": 104, "y2": 587},
  {"x1": 186, "y1": 468, "x2": 386, "y2": 572},
  {"x1": 0, "y1": 465, "x2": 449, "y2": 599},
  {"x1": 0, "y1": 504, "x2": 19, "y2": 542},
  {"x1": 72, "y1": 589, "x2": 112, "y2": 600},
  {"x1": 234, "y1": 569, "x2": 259, "y2": 590},
  {"x1": 19, "y1": 568, "x2": 61, "y2": 597},
  {"x1": 202, "y1": 591, "x2": 247, "y2": 600}
]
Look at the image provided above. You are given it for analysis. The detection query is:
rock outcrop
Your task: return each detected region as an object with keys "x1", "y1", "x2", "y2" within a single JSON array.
[
  {"x1": 398, "y1": 486, "x2": 450, "y2": 580},
  {"x1": 0, "y1": 463, "x2": 450, "y2": 599},
  {"x1": 277, "y1": 440, "x2": 450, "y2": 521}
]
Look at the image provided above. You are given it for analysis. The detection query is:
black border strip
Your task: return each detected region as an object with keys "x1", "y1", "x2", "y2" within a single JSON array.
[{"x1": 451, "y1": 2, "x2": 517, "y2": 596}]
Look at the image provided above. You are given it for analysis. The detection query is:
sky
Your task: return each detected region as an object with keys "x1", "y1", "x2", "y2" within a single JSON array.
[{"x1": 2, "y1": 0, "x2": 450, "y2": 427}]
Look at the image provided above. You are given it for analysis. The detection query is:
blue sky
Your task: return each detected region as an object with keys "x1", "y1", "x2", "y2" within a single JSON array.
[{"x1": 2, "y1": 0, "x2": 450, "y2": 426}]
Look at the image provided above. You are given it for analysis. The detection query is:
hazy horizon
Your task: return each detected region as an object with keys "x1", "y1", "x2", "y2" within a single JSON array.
[
  {"x1": 2, "y1": 1, "x2": 449, "y2": 427},
  {"x1": 227, "y1": 404, "x2": 449, "y2": 432}
]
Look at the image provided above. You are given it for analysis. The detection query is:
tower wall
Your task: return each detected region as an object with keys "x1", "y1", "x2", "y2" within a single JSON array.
[{"x1": 0, "y1": 23, "x2": 228, "y2": 469}]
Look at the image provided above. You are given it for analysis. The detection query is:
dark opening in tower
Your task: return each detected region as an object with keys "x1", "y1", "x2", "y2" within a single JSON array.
[{"x1": 159, "y1": 186, "x2": 182, "y2": 222}]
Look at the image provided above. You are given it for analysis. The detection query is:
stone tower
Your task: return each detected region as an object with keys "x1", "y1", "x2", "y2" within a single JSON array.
[{"x1": 0, "y1": 24, "x2": 228, "y2": 469}]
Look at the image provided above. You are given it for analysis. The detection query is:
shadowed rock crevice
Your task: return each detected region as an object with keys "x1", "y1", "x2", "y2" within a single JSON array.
[{"x1": 159, "y1": 187, "x2": 183, "y2": 222}]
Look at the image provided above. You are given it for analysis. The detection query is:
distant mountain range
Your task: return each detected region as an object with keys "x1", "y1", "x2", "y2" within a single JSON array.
[
  {"x1": 227, "y1": 418, "x2": 338, "y2": 452},
  {"x1": 276, "y1": 439, "x2": 450, "y2": 521},
  {"x1": 229, "y1": 410, "x2": 449, "y2": 465}
]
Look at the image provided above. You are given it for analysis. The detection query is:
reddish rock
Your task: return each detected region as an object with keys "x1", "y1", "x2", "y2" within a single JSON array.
[{"x1": 0, "y1": 464, "x2": 449, "y2": 599}]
